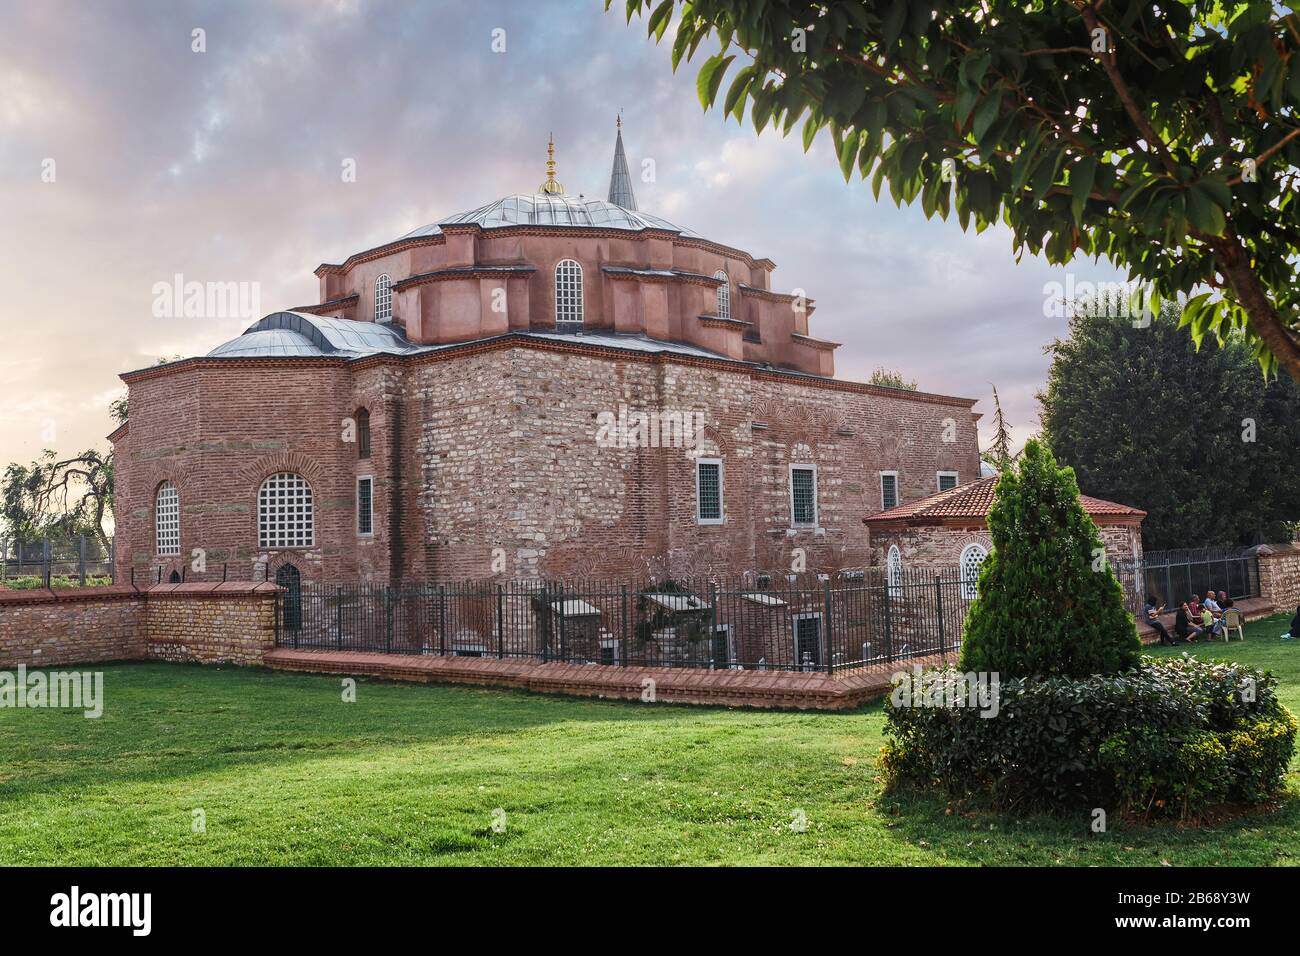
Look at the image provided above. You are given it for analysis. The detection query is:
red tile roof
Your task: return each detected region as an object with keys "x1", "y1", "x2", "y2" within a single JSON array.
[{"x1": 863, "y1": 476, "x2": 1146, "y2": 525}]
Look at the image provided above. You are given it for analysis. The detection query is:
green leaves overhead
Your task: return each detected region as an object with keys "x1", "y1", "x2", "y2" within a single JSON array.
[{"x1": 614, "y1": 0, "x2": 1300, "y2": 382}]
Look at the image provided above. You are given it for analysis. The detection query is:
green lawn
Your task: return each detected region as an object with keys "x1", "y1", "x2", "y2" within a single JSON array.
[{"x1": 1, "y1": 615, "x2": 1297, "y2": 866}]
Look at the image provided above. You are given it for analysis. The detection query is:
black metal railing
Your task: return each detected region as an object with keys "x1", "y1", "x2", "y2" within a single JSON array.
[
  {"x1": 1117, "y1": 547, "x2": 1260, "y2": 613},
  {"x1": 274, "y1": 567, "x2": 977, "y2": 674}
]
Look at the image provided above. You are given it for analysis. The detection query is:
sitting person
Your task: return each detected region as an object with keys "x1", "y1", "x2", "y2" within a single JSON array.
[
  {"x1": 1174, "y1": 604, "x2": 1201, "y2": 643},
  {"x1": 1202, "y1": 593, "x2": 1225, "y2": 636},
  {"x1": 1284, "y1": 604, "x2": 1300, "y2": 641},
  {"x1": 1187, "y1": 594, "x2": 1202, "y2": 619},
  {"x1": 1143, "y1": 596, "x2": 1173, "y2": 645},
  {"x1": 1218, "y1": 590, "x2": 1233, "y2": 610}
]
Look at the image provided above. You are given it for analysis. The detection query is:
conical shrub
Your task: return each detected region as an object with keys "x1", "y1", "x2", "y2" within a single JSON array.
[{"x1": 959, "y1": 439, "x2": 1141, "y2": 678}]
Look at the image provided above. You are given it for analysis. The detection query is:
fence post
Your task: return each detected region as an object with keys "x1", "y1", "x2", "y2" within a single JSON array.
[
  {"x1": 709, "y1": 581, "x2": 719, "y2": 670},
  {"x1": 43, "y1": 539, "x2": 51, "y2": 589},
  {"x1": 823, "y1": 578, "x2": 834, "y2": 674},
  {"x1": 621, "y1": 584, "x2": 629, "y2": 666},
  {"x1": 557, "y1": 584, "x2": 567, "y2": 661},
  {"x1": 882, "y1": 574, "x2": 894, "y2": 662},
  {"x1": 935, "y1": 575, "x2": 946, "y2": 661},
  {"x1": 335, "y1": 585, "x2": 343, "y2": 650},
  {"x1": 496, "y1": 584, "x2": 505, "y2": 659},
  {"x1": 438, "y1": 584, "x2": 447, "y2": 656},
  {"x1": 78, "y1": 534, "x2": 87, "y2": 587},
  {"x1": 384, "y1": 586, "x2": 394, "y2": 653}
]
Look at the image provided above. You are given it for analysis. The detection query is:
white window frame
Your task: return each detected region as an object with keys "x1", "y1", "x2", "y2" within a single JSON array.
[
  {"x1": 555, "y1": 259, "x2": 583, "y2": 330},
  {"x1": 959, "y1": 543, "x2": 989, "y2": 600},
  {"x1": 695, "y1": 457, "x2": 724, "y2": 525},
  {"x1": 880, "y1": 470, "x2": 900, "y2": 510},
  {"x1": 714, "y1": 269, "x2": 730, "y2": 320},
  {"x1": 356, "y1": 476, "x2": 375, "y2": 537},
  {"x1": 789, "y1": 464, "x2": 818, "y2": 528},
  {"x1": 886, "y1": 544, "x2": 903, "y2": 597},
  {"x1": 155, "y1": 481, "x2": 180, "y2": 557},
  {"x1": 937, "y1": 471, "x2": 959, "y2": 493},
  {"x1": 257, "y1": 472, "x2": 314, "y2": 549},
  {"x1": 374, "y1": 274, "x2": 392, "y2": 322}
]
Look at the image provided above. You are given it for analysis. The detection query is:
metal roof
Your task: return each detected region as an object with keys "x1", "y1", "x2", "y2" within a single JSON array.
[
  {"x1": 207, "y1": 311, "x2": 420, "y2": 358},
  {"x1": 607, "y1": 126, "x2": 638, "y2": 210},
  {"x1": 399, "y1": 194, "x2": 699, "y2": 240}
]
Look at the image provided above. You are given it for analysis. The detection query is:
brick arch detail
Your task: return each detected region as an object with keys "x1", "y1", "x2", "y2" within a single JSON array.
[
  {"x1": 236, "y1": 452, "x2": 327, "y2": 489},
  {"x1": 138, "y1": 462, "x2": 193, "y2": 499}
]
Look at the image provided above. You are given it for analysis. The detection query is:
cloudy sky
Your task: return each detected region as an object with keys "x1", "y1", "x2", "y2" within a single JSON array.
[{"x1": 0, "y1": 0, "x2": 1126, "y2": 470}]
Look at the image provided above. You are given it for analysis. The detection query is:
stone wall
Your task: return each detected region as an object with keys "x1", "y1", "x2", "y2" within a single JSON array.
[
  {"x1": 0, "y1": 586, "x2": 145, "y2": 666},
  {"x1": 1257, "y1": 544, "x2": 1300, "y2": 616},
  {"x1": 0, "y1": 583, "x2": 280, "y2": 669}
]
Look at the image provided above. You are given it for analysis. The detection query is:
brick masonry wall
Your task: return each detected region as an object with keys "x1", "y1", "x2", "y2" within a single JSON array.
[
  {"x1": 0, "y1": 584, "x2": 280, "y2": 669},
  {"x1": 116, "y1": 341, "x2": 981, "y2": 587},
  {"x1": 0, "y1": 587, "x2": 145, "y2": 667}
]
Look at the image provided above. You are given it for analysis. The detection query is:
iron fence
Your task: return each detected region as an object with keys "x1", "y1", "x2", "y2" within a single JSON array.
[
  {"x1": 1117, "y1": 547, "x2": 1260, "y2": 613},
  {"x1": 275, "y1": 566, "x2": 976, "y2": 674},
  {"x1": 0, "y1": 535, "x2": 113, "y2": 586}
]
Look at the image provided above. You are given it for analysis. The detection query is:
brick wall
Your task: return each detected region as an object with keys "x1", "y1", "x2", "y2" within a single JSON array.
[
  {"x1": 0, "y1": 584, "x2": 280, "y2": 668},
  {"x1": 116, "y1": 339, "x2": 981, "y2": 587}
]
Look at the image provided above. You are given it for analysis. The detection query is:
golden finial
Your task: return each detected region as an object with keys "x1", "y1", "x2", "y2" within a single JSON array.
[{"x1": 539, "y1": 132, "x2": 565, "y2": 195}]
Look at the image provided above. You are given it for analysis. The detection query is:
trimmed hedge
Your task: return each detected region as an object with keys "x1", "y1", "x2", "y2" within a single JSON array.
[{"x1": 879, "y1": 655, "x2": 1297, "y2": 819}]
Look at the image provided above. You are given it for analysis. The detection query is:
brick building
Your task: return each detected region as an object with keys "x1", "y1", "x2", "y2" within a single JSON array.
[{"x1": 111, "y1": 127, "x2": 987, "y2": 590}]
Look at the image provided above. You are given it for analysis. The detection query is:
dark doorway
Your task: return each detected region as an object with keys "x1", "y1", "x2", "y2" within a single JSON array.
[{"x1": 276, "y1": 564, "x2": 302, "y2": 630}]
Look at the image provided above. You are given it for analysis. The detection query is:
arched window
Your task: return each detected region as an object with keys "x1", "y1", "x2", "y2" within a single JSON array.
[
  {"x1": 886, "y1": 545, "x2": 902, "y2": 596},
  {"x1": 155, "y1": 481, "x2": 180, "y2": 556},
  {"x1": 356, "y1": 408, "x2": 371, "y2": 459},
  {"x1": 258, "y1": 473, "x2": 314, "y2": 549},
  {"x1": 714, "y1": 269, "x2": 730, "y2": 320},
  {"x1": 374, "y1": 274, "x2": 392, "y2": 322},
  {"x1": 959, "y1": 543, "x2": 989, "y2": 600},
  {"x1": 555, "y1": 259, "x2": 583, "y2": 330}
]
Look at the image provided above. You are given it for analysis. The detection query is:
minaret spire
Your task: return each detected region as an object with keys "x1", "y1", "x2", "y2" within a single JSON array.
[
  {"x1": 539, "y1": 132, "x2": 565, "y2": 195},
  {"x1": 607, "y1": 115, "x2": 638, "y2": 210}
]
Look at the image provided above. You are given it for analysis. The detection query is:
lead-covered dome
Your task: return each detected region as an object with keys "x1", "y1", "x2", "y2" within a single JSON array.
[
  {"x1": 208, "y1": 311, "x2": 419, "y2": 358},
  {"x1": 399, "y1": 193, "x2": 701, "y2": 240}
]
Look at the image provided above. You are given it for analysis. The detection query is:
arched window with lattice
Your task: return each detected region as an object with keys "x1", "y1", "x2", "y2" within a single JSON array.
[
  {"x1": 960, "y1": 543, "x2": 989, "y2": 600},
  {"x1": 714, "y1": 270, "x2": 730, "y2": 320},
  {"x1": 258, "y1": 473, "x2": 314, "y2": 549},
  {"x1": 374, "y1": 274, "x2": 392, "y2": 322},
  {"x1": 155, "y1": 481, "x2": 180, "y2": 556},
  {"x1": 555, "y1": 259, "x2": 583, "y2": 330}
]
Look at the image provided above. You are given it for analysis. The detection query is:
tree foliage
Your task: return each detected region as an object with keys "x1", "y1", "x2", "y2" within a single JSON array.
[
  {"x1": 981, "y1": 383, "x2": 1017, "y2": 471},
  {"x1": 1040, "y1": 303, "x2": 1300, "y2": 549},
  {"x1": 2, "y1": 450, "x2": 115, "y2": 556},
  {"x1": 866, "y1": 366, "x2": 917, "y2": 389},
  {"x1": 617, "y1": 0, "x2": 1300, "y2": 381},
  {"x1": 960, "y1": 439, "x2": 1141, "y2": 679}
]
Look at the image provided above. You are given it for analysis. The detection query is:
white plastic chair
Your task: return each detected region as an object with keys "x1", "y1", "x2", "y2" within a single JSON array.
[{"x1": 1221, "y1": 608, "x2": 1244, "y2": 642}]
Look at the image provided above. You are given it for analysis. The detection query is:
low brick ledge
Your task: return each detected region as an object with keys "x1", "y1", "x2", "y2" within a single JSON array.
[
  {"x1": 263, "y1": 648, "x2": 955, "y2": 711},
  {"x1": 0, "y1": 582, "x2": 280, "y2": 608}
]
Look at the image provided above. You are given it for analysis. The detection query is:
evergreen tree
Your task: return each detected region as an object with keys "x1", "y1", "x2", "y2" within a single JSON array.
[
  {"x1": 980, "y1": 384, "x2": 1016, "y2": 472},
  {"x1": 1040, "y1": 305, "x2": 1300, "y2": 550},
  {"x1": 960, "y1": 440, "x2": 1141, "y2": 679}
]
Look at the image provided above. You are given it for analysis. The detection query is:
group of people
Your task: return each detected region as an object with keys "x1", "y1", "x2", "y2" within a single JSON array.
[{"x1": 1143, "y1": 591, "x2": 1235, "y2": 645}]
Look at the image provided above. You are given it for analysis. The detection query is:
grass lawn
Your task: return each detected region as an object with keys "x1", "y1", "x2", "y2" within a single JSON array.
[{"x1": 1, "y1": 614, "x2": 1297, "y2": 866}]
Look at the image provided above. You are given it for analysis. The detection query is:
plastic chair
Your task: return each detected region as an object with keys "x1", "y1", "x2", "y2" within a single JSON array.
[{"x1": 1221, "y1": 608, "x2": 1244, "y2": 642}]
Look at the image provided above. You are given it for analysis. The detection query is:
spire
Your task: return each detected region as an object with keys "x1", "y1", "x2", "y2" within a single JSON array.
[
  {"x1": 607, "y1": 115, "x2": 638, "y2": 210},
  {"x1": 539, "y1": 133, "x2": 564, "y2": 195}
]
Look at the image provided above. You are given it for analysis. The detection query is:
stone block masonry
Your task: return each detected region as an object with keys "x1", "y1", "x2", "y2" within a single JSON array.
[{"x1": 0, "y1": 583, "x2": 281, "y2": 668}]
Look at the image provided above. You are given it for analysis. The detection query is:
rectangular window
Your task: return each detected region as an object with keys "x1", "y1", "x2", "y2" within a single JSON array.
[
  {"x1": 790, "y1": 465, "x2": 817, "y2": 527},
  {"x1": 696, "y1": 458, "x2": 723, "y2": 524},
  {"x1": 357, "y1": 477, "x2": 374, "y2": 536},
  {"x1": 880, "y1": 471, "x2": 899, "y2": 510},
  {"x1": 937, "y1": 471, "x2": 958, "y2": 492}
]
